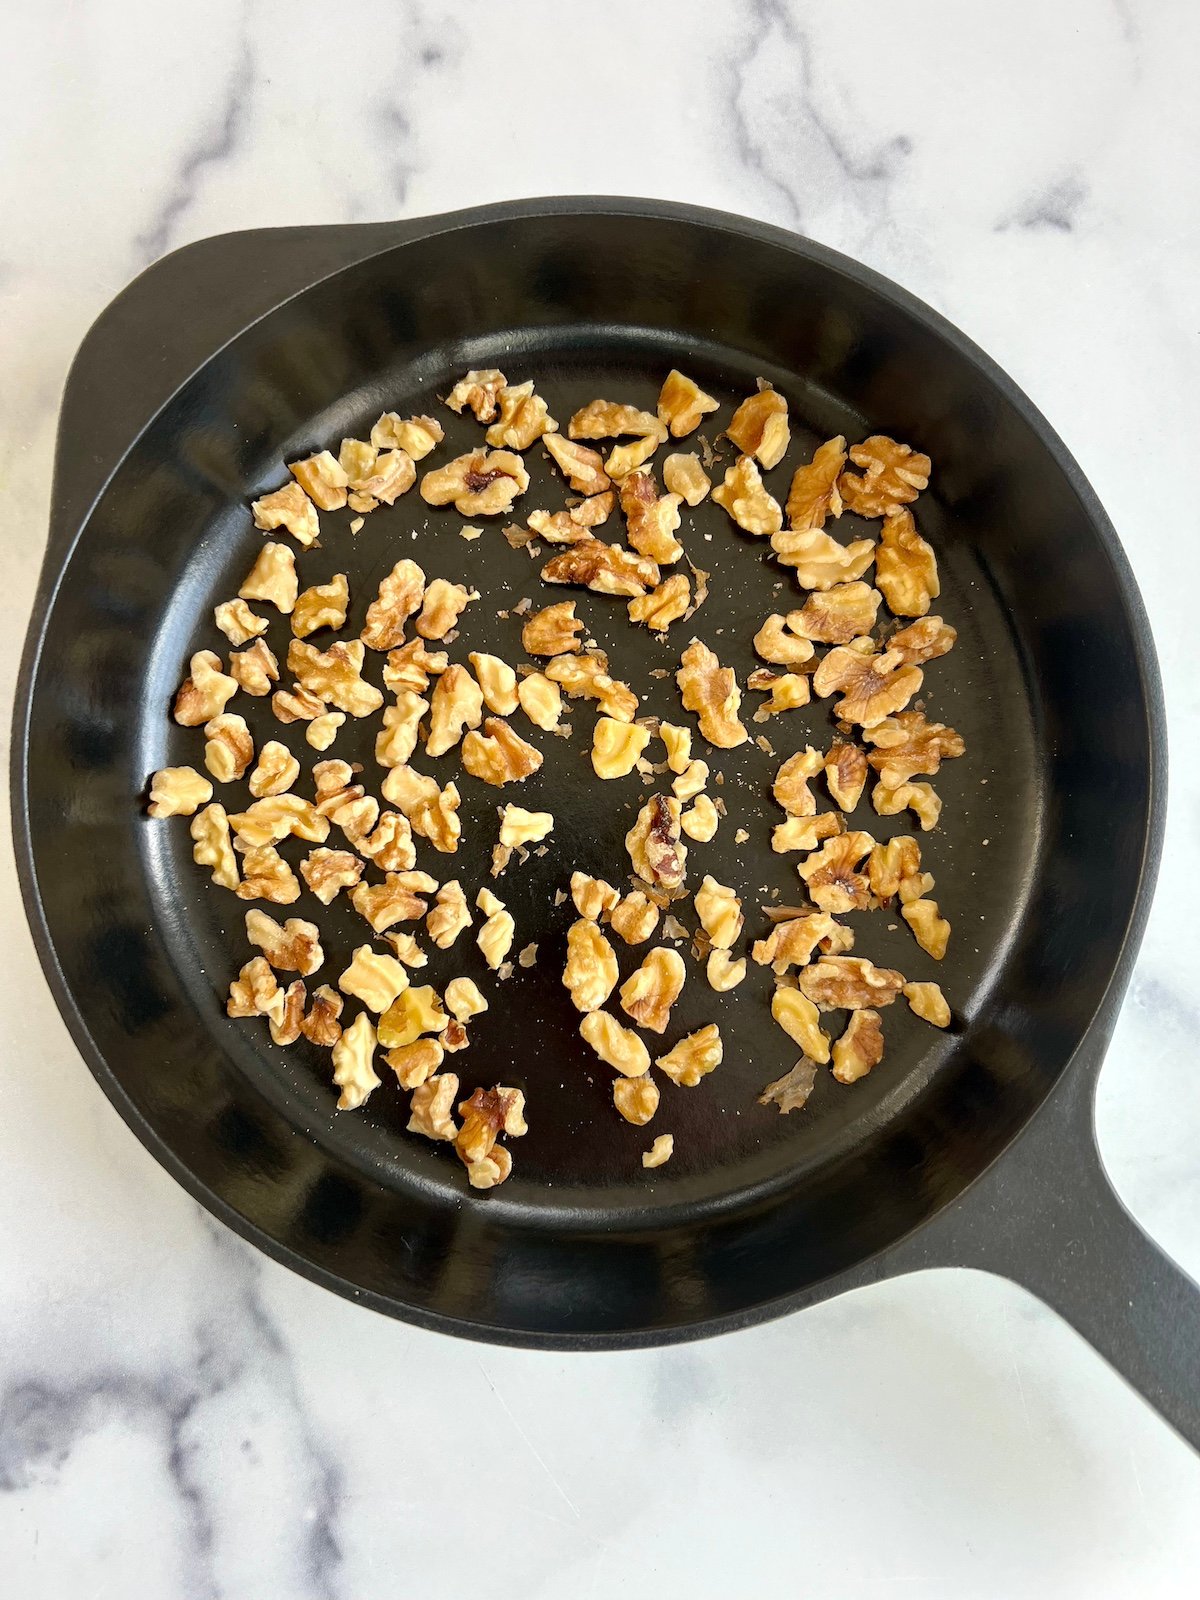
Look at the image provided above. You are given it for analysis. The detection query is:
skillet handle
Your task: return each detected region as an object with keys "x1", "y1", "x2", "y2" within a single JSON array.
[{"x1": 881, "y1": 1049, "x2": 1200, "y2": 1453}]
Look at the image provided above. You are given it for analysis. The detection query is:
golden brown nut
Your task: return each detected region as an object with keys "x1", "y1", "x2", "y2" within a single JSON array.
[
  {"x1": 681, "y1": 794, "x2": 719, "y2": 841},
  {"x1": 609, "y1": 891, "x2": 660, "y2": 946},
  {"x1": 643, "y1": 1133, "x2": 674, "y2": 1168},
  {"x1": 832, "y1": 1009, "x2": 885, "y2": 1084},
  {"x1": 517, "y1": 672, "x2": 563, "y2": 730},
  {"x1": 873, "y1": 779, "x2": 942, "y2": 832},
  {"x1": 173, "y1": 651, "x2": 238, "y2": 726},
  {"x1": 378, "y1": 983, "x2": 449, "y2": 1049},
  {"x1": 271, "y1": 684, "x2": 326, "y2": 724},
  {"x1": 461, "y1": 717, "x2": 543, "y2": 786},
  {"x1": 902, "y1": 897, "x2": 951, "y2": 959},
  {"x1": 753, "y1": 614, "x2": 816, "y2": 667},
  {"x1": 337, "y1": 438, "x2": 377, "y2": 489},
  {"x1": 571, "y1": 872, "x2": 621, "y2": 921},
  {"x1": 498, "y1": 805, "x2": 553, "y2": 847},
  {"x1": 383, "y1": 637, "x2": 449, "y2": 694},
  {"x1": 485, "y1": 380, "x2": 558, "y2": 449},
  {"x1": 266, "y1": 978, "x2": 306, "y2": 1045},
  {"x1": 904, "y1": 980, "x2": 950, "y2": 1028},
  {"x1": 799, "y1": 955, "x2": 905, "y2": 1011},
  {"x1": 752, "y1": 912, "x2": 839, "y2": 971},
  {"x1": 875, "y1": 507, "x2": 940, "y2": 617},
  {"x1": 252, "y1": 480, "x2": 320, "y2": 545},
  {"x1": 544, "y1": 645, "x2": 607, "y2": 688},
  {"x1": 613, "y1": 1075, "x2": 660, "y2": 1126},
  {"x1": 659, "y1": 723, "x2": 692, "y2": 775},
  {"x1": 385, "y1": 1038, "x2": 445, "y2": 1090},
  {"x1": 568, "y1": 400, "x2": 666, "y2": 442},
  {"x1": 360, "y1": 559, "x2": 426, "y2": 652},
  {"x1": 227, "y1": 956, "x2": 285, "y2": 1025},
  {"x1": 374, "y1": 691, "x2": 428, "y2": 769},
  {"x1": 657, "y1": 370, "x2": 719, "y2": 438},
  {"x1": 889, "y1": 615, "x2": 957, "y2": 666},
  {"x1": 475, "y1": 888, "x2": 515, "y2": 970},
  {"x1": 527, "y1": 491, "x2": 615, "y2": 544},
  {"x1": 351, "y1": 449, "x2": 417, "y2": 509},
  {"x1": 771, "y1": 812, "x2": 843, "y2": 854},
  {"x1": 672, "y1": 758, "x2": 709, "y2": 802},
  {"x1": 370, "y1": 412, "x2": 444, "y2": 458},
  {"x1": 300, "y1": 847, "x2": 363, "y2": 905},
  {"x1": 620, "y1": 471, "x2": 683, "y2": 564},
  {"x1": 331, "y1": 1013, "x2": 380, "y2": 1110},
  {"x1": 234, "y1": 842, "x2": 300, "y2": 904},
  {"x1": 592, "y1": 717, "x2": 651, "y2": 779},
  {"x1": 291, "y1": 573, "x2": 349, "y2": 639},
  {"x1": 824, "y1": 741, "x2": 868, "y2": 811},
  {"x1": 407, "y1": 1072, "x2": 460, "y2": 1141},
  {"x1": 288, "y1": 639, "x2": 383, "y2": 718},
  {"x1": 769, "y1": 528, "x2": 876, "y2": 589},
  {"x1": 656, "y1": 1023, "x2": 722, "y2": 1087},
  {"x1": 867, "y1": 835, "x2": 922, "y2": 903},
  {"x1": 594, "y1": 675, "x2": 640, "y2": 722},
  {"x1": 470, "y1": 652, "x2": 519, "y2": 716},
  {"x1": 811, "y1": 643, "x2": 922, "y2": 729},
  {"x1": 579, "y1": 1011, "x2": 651, "y2": 1076},
  {"x1": 677, "y1": 640, "x2": 748, "y2": 749},
  {"x1": 359, "y1": 810, "x2": 417, "y2": 871},
  {"x1": 770, "y1": 747, "x2": 824, "y2": 817},
  {"x1": 605, "y1": 434, "x2": 663, "y2": 481},
  {"x1": 663, "y1": 453, "x2": 711, "y2": 506},
  {"x1": 791, "y1": 582, "x2": 882, "y2": 644},
  {"x1": 694, "y1": 875, "x2": 743, "y2": 949},
  {"x1": 420, "y1": 449, "x2": 529, "y2": 516},
  {"x1": 706, "y1": 950, "x2": 747, "y2": 991},
  {"x1": 522, "y1": 600, "x2": 584, "y2": 657},
  {"x1": 239, "y1": 542, "x2": 298, "y2": 613},
  {"x1": 228, "y1": 794, "x2": 329, "y2": 847},
  {"x1": 797, "y1": 830, "x2": 876, "y2": 913},
  {"x1": 147, "y1": 766, "x2": 212, "y2": 817},
  {"x1": 381, "y1": 769, "x2": 461, "y2": 854},
  {"x1": 245, "y1": 908, "x2": 324, "y2": 975},
  {"x1": 289, "y1": 451, "x2": 349, "y2": 513},
  {"x1": 785, "y1": 436, "x2": 846, "y2": 530},
  {"x1": 864, "y1": 710, "x2": 965, "y2": 786},
  {"x1": 246, "y1": 740, "x2": 298, "y2": 799},
  {"x1": 544, "y1": 433, "x2": 611, "y2": 495},
  {"x1": 311, "y1": 760, "x2": 378, "y2": 842},
  {"x1": 712, "y1": 455, "x2": 783, "y2": 535},
  {"x1": 338, "y1": 946, "x2": 409, "y2": 1014},
  {"x1": 305, "y1": 712, "x2": 344, "y2": 752},
  {"x1": 563, "y1": 918, "x2": 620, "y2": 1012},
  {"x1": 626, "y1": 794, "x2": 688, "y2": 892},
  {"x1": 619, "y1": 947, "x2": 685, "y2": 1033},
  {"x1": 446, "y1": 368, "x2": 507, "y2": 423},
  {"x1": 838, "y1": 435, "x2": 931, "y2": 517},
  {"x1": 190, "y1": 803, "x2": 239, "y2": 890},
  {"x1": 385, "y1": 932, "x2": 427, "y2": 969},
  {"x1": 444, "y1": 976, "x2": 487, "y2": 1023},
  {"x1": 727, "y1": 386, "x2": 789, "y2": 469},
  {"x1": 301, "y1": 984, "x2": 344, "y2": 1047},
  {"x1": 426, "y1": 880, "x2": 472, "y2": 948},
  {"x1": 771, "y1": 985, "x2": 832, "y2": 1063},
  {"x1": 214, "y1": 599, "x2": 267, "y2": 646},
  {"x1": 541, "y1": 538, "x2": 660, "y2": 597},
  {"x1": 416, "y1": 578, "x2": 477, "y2": 641},
  {"x1": 748, "y1": 671, "x2": 810, "y2": 720},
  {"x1": 228, "y1": 638, "x2": 280, "y2": 698},
  {"x1": 455, "y1": 1085, "x2": 527, "y2": 1184},
  {"x1": 426, "y1": 665, "x2": 484, "y2": 757},
  {"x1": 351, "y1": 874, "x2": 431, "y2": 935}
]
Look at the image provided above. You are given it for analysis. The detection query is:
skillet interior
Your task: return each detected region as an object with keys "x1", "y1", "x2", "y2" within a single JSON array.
[{"x1": 17, "y1": 209, "x2": 1155, "y2": 1341}]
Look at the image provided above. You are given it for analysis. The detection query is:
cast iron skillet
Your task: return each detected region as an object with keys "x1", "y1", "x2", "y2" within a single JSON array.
[{"x1": 13, "y1": 198, "x2": 1200, "y2": 1448}]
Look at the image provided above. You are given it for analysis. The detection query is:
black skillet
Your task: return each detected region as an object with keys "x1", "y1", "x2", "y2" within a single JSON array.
[{"x1": 14, "y1": 197, "x2": 1200, "y2": 1448}]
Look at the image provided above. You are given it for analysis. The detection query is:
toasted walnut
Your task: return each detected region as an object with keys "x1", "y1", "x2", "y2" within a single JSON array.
[
  {"x1": 825, "y1": 742, "x2": 868, "y2": 811},
  {"x1": 172, "y1": 651, "x2": 238, "y2": 727},
  {"x1": 360, "y1": 559, "x2": 426, "y2": 652},
  {"x1": 620, "y1": 948, "x2": 685, "y2": 1033},
  {"x1": 642, "y1": 1134, "x2": 673, "y2": 1169},
  {"x1": 712, "y1": 455, "x2": 783, "y2": 535},
  {"x1": 245, "y1": 909, "x2": 323, "y2": 976},
  {"x1": 350, "y1": 873, "x2": 430, "y2": 936},
  {"x1": 799, "y1": 956, "x2": 905, "y2": 1012},
  {"x1": 229, "y1": 794, "x2": 329, "y2": 847},
  {"x1": 360, "y1": 809, "x2": 420, "y2": 872},
  {"x1": 239, "y1": 542, "x2": 298, "y2": 613},
  {"x1": 656, "y1": 1023, "x2": 722, "y2": 1088},
  {"x1": 407, "y1": 1072, "x2": 460, "y2": 1142},
  {"x1": 417, "y1": 578, "x2": 477, "y2": 642},
  {"x1": 476, "y1": 889, "x2": 515, "y2": 970},
  {"x1": 381, "y1": 770, "x2": 461, "y2": 854},
  {"x1": 598, "y1": 677, "x2": 642, "y2": 724},
  {"x1": 528, "y1": 491, "x2": 614, "y2": 545},
  {"x1": 329, "y1": 1013, "x2": 379, "y2": 1110},
  {"x1": 461, "y1": 717, "x2": 543, "y2": 786},
  {"x1": 785, "y1": 436, "x2": 846, "y2": 530},
  {"x1": 244, "y1": 740, "x2": 296, "y2": 799},
  {"x1": 902, "y1": 898, "x2": 951, "y2": 959},
  {"x1": 606, "y1": 433, "x2": 664, "y2": 481},
  {"x1": 351, "y1": 449, "x2": 417, "y2": 510},
  {"x1": 771, "y1": 987, "x2": 831, "y2": 1063},
  {"x1": 214, "y1": 599, "x2": 267, "y2": 646},
  {"x1": 274, "y1": 980, "x2": 308, "y2": 1046},
  {"x1": 427, "y1": 880, "x2": 472, "y2": 949},
  {"x1": 759, "y1": 1058, "x2": 818, "y2": 1114},
  {"x1": 311, "y1": 760, "x2": 377, "y2": 839},
  {"x1": 693, "y1": 876, "x2": 743, "y2": 950},
  {"x1": 298, "y1": 847, "x2": 362, "y2": 906},
  {"x1": 454, "y1": 1085, "x2": 527, "y2": 1185},
  {"x1": 383, "y1": 638, "x2": 449, "y2": 694},
  {"x1": 659, "y1": 723, "x2": 692, "y2": 775},
  {"x1": 579, "y1": 1011, "x2": 650, "y2": 1077},
  {"x1": 227, "y1": 956, "x2": 285, "y2": 1025},
  {"x1": 676, "y1": 641, "x2": 747, "y2": 749},
  {"x1": 444, "y1": 977, "x2": 487, "y2": 1024},
  {"x1": 337, "y1": 438, "x2": 377, "y2": 489},
  {"x1": 446, "y1": 368, "x2": 506, "y2": 423},
  {"x1": 900, "y1": 870, "x2": 936, "y2": 907},
  {"x1": 839, "y1": 435, "x2": 931, "y2": 517},
  {"x1": 753, "y1": 614, "x2": 816, "y2": 667},
  {"x1": 498, "y1": 805, "x2": 553, "y2": 848},
  {"x1": 794, "y1": 583, "x2": 882, "y2": 646},
  {"x1": 591, "y1": 717, "x2": 651, "y2": 780},
  {"x1": 570, "y1": 872, "x2": 620, "y2": 921},
  {"x1": 681, "y1": 794, "x2": 719, "y2": 841},
  {"x1": 771, "y1": 748, "x2": 823, "y2": 817},
  {"x1": 516, "y1": 672, "x2": 563, "y2": 731},
  {"x1": 864, "y1": 711, "x2": 964, "y2": 786},
  {"x1": 234, "y1": 843, "x2": 300, "y2": 904},
  {"x1": 252, "y1": 479, "x2": 321, "y2": 544},
  {"x1": 421, "y1": 449, "x2": 529, "y2": 517},
  {"x1": 890, "y1": 615, "x2": 957, "y2": 666},
  {"x1": 748, "y1": 671, "x2": 810, "y2": 720},
  {"x1": 874, "y1": 779, "x2": 942, "y2": 832},
  {"x1": 424, "y1": 665, "x2": 483, "y2": 758},
  {"x1": 544, "y1": 433, "x2": 611, "y2": 495},
  {"x1": 522, "y1": 601, "x2": 583, "y2": 657},
  {"x1": 381, "y1": 1038, "x2": 443, "y2": 1090},
  {"x1": 812, "y1": 643, "x2": 922, "y2": 729},
  {"x1": 370, "y1": 412, "x2": 444, "y2": 458},
  {"x1": 482, "y1": 380, "x2": 557, "y2": 449},
  {"x1": 832, "y1": 1010, "x2": 885, "y2": 1085},
  {"x1": 288, "y1": 638, "x2": 383, "y2": 718},
  {"x1": 797, "y1": 830, "x2": 875, "y2": 913},
  {"x1": 271, "y1": 684, "x2": 326, "y2": 724},
  {"x1": 568, "y1": 399, "x2": 666, "y2": 443},
  {"x1": 289, "y1": 573, "x2": 349, "y2": 641},
  {"x1": 146, "y1": 766, "x2": 212, "y2": 818},
  {"x1": 378, "y1": 984, "x2": 449, "y2": 1050},
  {"x1": 609, "y1": 891, "x2": 660, "y2": 946},
  {"x1": 771, "y1": 812, "x2": 843, "y2": 854},
  {"x1": 607, "y1": 1073, "x2": 659, "y2": 1129},
  {"x1": 304, "y1": 712, "x2": 344, "y2": 751},
  {"x1": 373, "y1": 691, "x2": 427, "y2": 770},
  {"x1": 466, "y1": 652, "x2": 518, "y2": 718},
  {"x1": 337, "y1": 946, "x2": 408, "y2": 1014},
  {"x1": 626, "y1": 795, "x2": 688, "y2": 892},
  {"x1": 726, "y1": 385, "x2": 789, "y2": 469},
  {"x1": 290, "y1": 451, "x2": 351, "y2": 513},
  {"x1": 769, "y1": 528, "x2": 876, "y2": 590},
  {"x1": 626, "y1": 577, "x2": 691, "y2": 639},
  {"x1": 541, "y1": 538, "x2": 659, "y2": 598},
  {"x1": 672, "y1": 758, "x2": 709, "y2": 803},
  {"x1": 706, "y1": 950, "x2": 746, "y2": 991},
  {"x1": 297, "y1": 984, "x2": 342, "y2": 1047},
  {"x1": 662, "y1": 452, "x2": 711, "y2": 506},
  {"x1": 384, "y1": 933, "x2": 426, "y2": 970},
  {"x1": 904, "y1": 980, "x2": 950, "y2": 1028},
  {"x1": 653, "y1": 370, "x2": 716, "y2": 437},
  {"x1": 867, "y1": 835, "x2": 922, "y2": 903},
  {"x1": 228, "y1": 638, "x2": 280, "y2": 699},
  {"x1": 189, "y1": 803, "x2": 239, "y2": 889},
  {"x1": 544, "y1": 646, "x2": 606, "y2": 689},
  {"x1": 620, "y1": 471, "x2": 683, "y2": 564},
  {"x1": 874, "y1": 507, "x2": 939, "y2": 617},
  {"x1": 563, "y1": 919, "x2": 620, "y2": 1012},
  {"x1": 752, "y1": 912, "x2": 838, "y2": 971}
]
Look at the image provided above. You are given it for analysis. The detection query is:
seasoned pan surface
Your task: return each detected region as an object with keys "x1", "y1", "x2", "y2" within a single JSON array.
[{"x1": 14, "y1": 204, "x2": 1159, "y2": 1342}]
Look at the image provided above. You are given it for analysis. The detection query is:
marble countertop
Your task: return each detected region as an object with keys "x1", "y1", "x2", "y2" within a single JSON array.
[{"x1": 3, "y1": 1, "x2": 1199, "y2": 1594}]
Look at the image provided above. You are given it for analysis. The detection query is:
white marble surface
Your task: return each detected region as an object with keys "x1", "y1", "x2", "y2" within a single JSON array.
[{"x1": 2, "y1": 1, "x2": 1199, "y2": 1594}]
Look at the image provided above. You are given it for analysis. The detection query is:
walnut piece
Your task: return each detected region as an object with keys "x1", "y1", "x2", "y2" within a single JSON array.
[
  {"x1": 825, "y1": 741, "x2": 868, "y2": 811},
  {"x1": 245, "y1": 909, "x2": 324, "y2": 976},
  {"x1": 797, "y1": 830, "x2": 875, "y2": 913},
  {"x1": 563, "y1": 918, "x2": 620, "y2": 1012},
  {"x1": 378, "y1": 983, "x2": 449, "y2": 1049},
  {"x1": 626, "y1": 574, "x2": 692, "y2": 633},
  {"x1": 613, "y1": 1076, "x2": 660, "y2": 1126},
  {"x1": 385, "y1": 932, "x2": 428, "y2": 969},
  {"x1": 579, "y1": 1011, "x2": 651, "y2": 1077},
  {"x1": 407, "y1": 1072, "x2": 460, "y2": 1141},
  {"x1": 446, "y1": 368, "x2": 506, "y2": 423},
  {"x1": 712, "y1": 456, "x2": 783, "y2": 535},
  {"x1": 799, "y1": 955, "x2": 905, "y2": 1012},
  {"x1": 889, "y1": 615, "x2": 957, "y2": 666},
  {"x1": 620, "y1": 471, "x2": 683, "y2": 564},
  {"x1": 832, "y1": 1009, "x2": 885, "y2": 1084},
  {"x1": 867, "y1": 835, "x2": 922, "y2": 903},
  {"x1": 416, "y1": 578, "x2": 477, "y2": 641},
  {"x1": 351, "y1": 873, "x2": 432, "y2": 935},
  {"x1": 338, "y1": 946, "x2": 410, "y2": 1013},
  {"x1": 694, "y1": 875, "x2": 743, "y2": 949},
  {"x1": 659, "y1": 723, "x2": 692, "y2": 775},
  {"x1": 190, "y1": 804, "x2": 239, "y2": 890},
  {"x1": 656, "y1": 1023, "x2": 722, "y2": 1087},
  {"x1": 370, "y1": 412, "x2": 444, "y2": 458},
  {"x1": 643, "y1": 1134, "x2": 674, "y2": 1168},
  {"x1": 301, "y1": 985, "x2": 344, "y2": 1048},
  {"x1": 522, "y1": 600, "x2": 584, "y2": 657},
  {"x1": 227, "y1": 957, "x2": 286, "y2": 1026},
  {"x1": 748, "y1": 670, "x2": 810, "y2": 720},
  {"x1": 331, "y1": 1013, "x2": 380, "y2": 1110},
  {"x1": 904, "y1": 980, "x2": 950, "y2": 1028},
  {"x1": 676, "y1": 641, "x2": 748, "y2": 749},
  {"x1": 228, "y1": 794, "x2": 329, "y2": 847},
  {"x1": 864, "y1": 711, "x2": 965, "y2": 786},
  {"x1": 252, "y1": 480, "x2": 320, "y2": 545},
  {"x1": 498, "y1": 805, "x2": 553, "y2": 847},
  {"x1": 361, "y1": 559, "x2": 426, "y2": 652},
  {"x1": 663, "y1": 452, "x2": 711, "y2": 505},
  {"x1": 214, "y1": 599, "x2": 267, "y2": 646},
  {"x1": 571, "y1": 872, "x2": 621, "y2": 921},
  {"x1": 791, "y1": 582, "x2": 882, "y2": 644},
  {"x1": 288, "y1": 451, "x2": 348, "y2": 513},
  {"x1": 383, "y1": 638, "x2": 449, "y2": 694},
  {"x1": 811, "y1": 643, "x2": 922, "y2": 729},
  {"x1": 420, "y1": 449, "x2": 529, "y2": 516},
  {"x1": 769, "y1": 528, "x2": 876, "y2": 590},
  {"x1": 426, "y1": 664, "x2": 484, "y2": 757},
  {"x1": 902, "y1": 897, "x2": 951, "y2": 959},
  {"x1": 444, "y1": 977, "x2": 488, "y2": 1023},
  {"x1": 386, "y1": 1038, "x2": 445, "y2": 1090},
  {"x1": 271, "y1": 685, "x2": 326, "y2": 724},
  {"x1": 619, "y1": 947, "x2": 685, "y2": 1033},
  {"x1": 470, "y1": 652, "x2": 519, "y2": 716},
  {"x1": 875, "y1": 507, "x2": 940, "y2": 617},
  {"x1": 873, "y1": 779, "x2": 942, "y2": 832},
  {"x1": 476, "y1": 888, "x2": 516, "y2": 969},
  {"x1": 672, "y1": 758, "x2": 709, "y2": 802},
  {"x1": 517, "y1": 672, "x2": 563, "y2": 730},
  {"x1": 681, "y1": 794, "x2": 719, "y2": 841},
  {"x1": 839, "y1": 435, "x2": 931, "y2": 517},
  {"x1": 592, "y1": 717, "x2": 651, "y2": 779},
  {"x1": 247, "y1": 740, "x2": 298, "y2": 799},
  {"x1": 461, "y1": 717, "x2": 543, "y2": 786},
  {"x1": 609, "y1": 891, "x2": 660, "y2": 946},
  {"x1": 527, "y1": 491, "x2": 614, "y2": 544},
  {"x1": 382, "y1": 768, "x2": 461, "y2": 854},
  {"x1": 707, "y1": 950, "x2": 747, "y2": 991},
  {"x1": 288, "y1": 639, "x2": 384, "y2": 718},
  {"x1": 544, "y1": 434, "x2": 611, "y2": 495},
  {"x1": 173, "y1": 650, "x2": 238, "y2": 726},
  {"x1": 771, "y1": 987, "x2": 831, "y2": 1063},
  {"x1": 541, "y1": 539, "x2": 660, "y2": 598},
  {"x1": 359, "y1": 811, "x2": 417, "y2": 872},
  {"x1": 759, "y1": 1058, "x2": 819, "y2": 1114},
  {"x1": 300, "y1": 847, "x2": 363, "y2": 905},
  {"x1": 727, "y1": 386, "x2": 789, "y2": 469},
  {"x1": 772, "y1": 747, "x2": 824, "y2": 816},
  {"x1": 455, "y1": 1085, "x2": 527, "y2": 1188},
  {"x1": 786, "y1": 436, "x2": 846, "y2": 530},
  {"x1": 626, "y1": 795, "x2": 688, "y2": 892},
  {"x1": 375, "y1": 691, "x2": 428, "y2": 769},
  {"x1": 753, "y1": 613, "x2": 815, "y2": 667},
  {"x1": 752, "y1": 912, "x2": 840, "y2": 972},
  {"x1": 347, "y1": 449, "x2": 417, "y2": 511},
  {"x1": 605, "y1": 433, "x2": 663, "y2": 481},
  {"x1": 234, "y1": 843, "x2": 300, "y2": 904},
  {"x1": 228, "y1": 638, "x2": 279, "y2": 698},
  {"x1": 292, "y1": 573, "x2": 349, "y2": 639},
  {"x1": 239, "y1": 542, "x2": 298, "y2": 613},
  {"x1": 771, "y1": 812, "x2": 844, "y2": 854},
  {"x1": 147, "y1": 766, "x2": 212, "y2": 817},
  {"x1": 568, "y1": 400, "x2": 666, "y2": 443},
  {"x1": 485, "y1": 381, "x2": 558, "y2": 449},
  {"x1": 427, "y1": 879, "x2": 472, "y2": 948},
  {"x1": 657, "y1": 370, "x2": 719, "y2": 438}
]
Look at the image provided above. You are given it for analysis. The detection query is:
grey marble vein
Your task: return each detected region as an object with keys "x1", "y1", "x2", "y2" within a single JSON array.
[{"x1": 995, "y1": 175, "x2": 1088, "y2": 234}]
